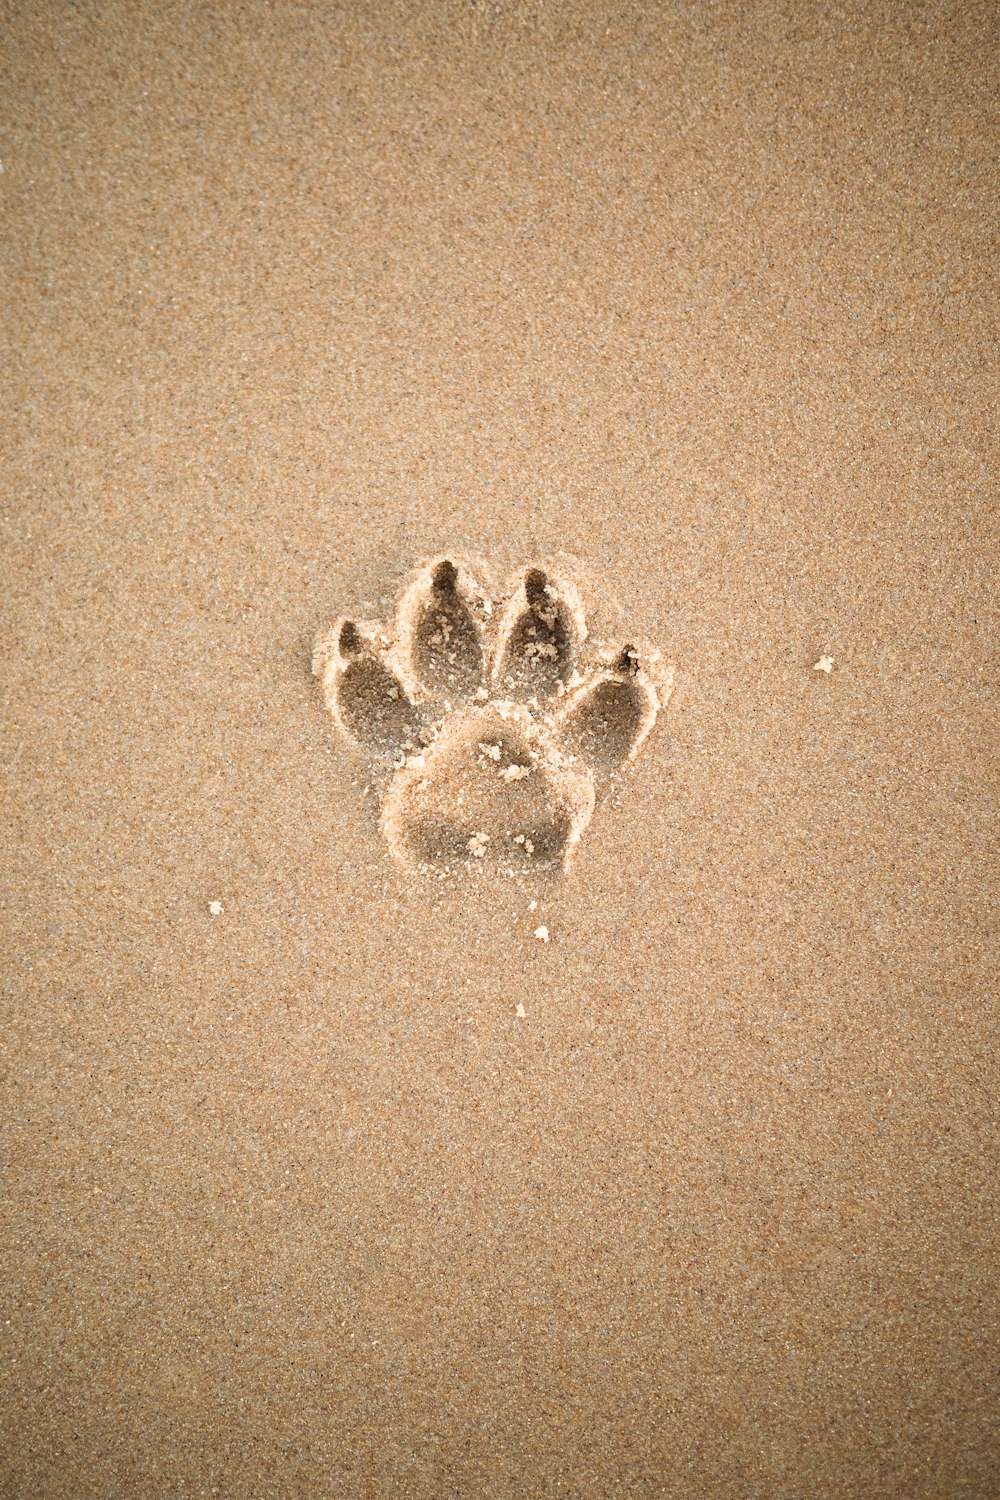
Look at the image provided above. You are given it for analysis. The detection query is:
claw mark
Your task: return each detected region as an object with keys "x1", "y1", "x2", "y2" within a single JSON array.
[{"x1": 339, "y1": 620, "x2": 362, "y2": 657}]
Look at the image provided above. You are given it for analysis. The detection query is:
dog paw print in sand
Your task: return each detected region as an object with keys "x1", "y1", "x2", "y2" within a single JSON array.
[{"x1": 313, "y1": 557, "x2": 673, "y2": 875}]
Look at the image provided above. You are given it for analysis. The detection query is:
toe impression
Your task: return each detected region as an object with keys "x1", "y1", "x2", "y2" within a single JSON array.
[
  {"x1": 492, "y1": 567, "x2": 585, "y2": 703},
  {"x1": 315, "y1": 617, "x2": 424, "y2": 757},
  {"x1": 397, "y1": 556, "x2": 488, "y2": 703},
  {"x1": 556, "y1": 645, "x2": 664, "y2": 774}
]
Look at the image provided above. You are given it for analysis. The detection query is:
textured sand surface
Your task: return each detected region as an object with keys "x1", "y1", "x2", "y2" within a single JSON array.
[{"x1": 2, "y1": 2, "x2": 998, "y2": 1496}]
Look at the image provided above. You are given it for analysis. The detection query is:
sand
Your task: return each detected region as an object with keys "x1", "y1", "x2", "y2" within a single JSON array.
[{"x1": 2, "y1": 2, "x2": 997, "y2": 1496}]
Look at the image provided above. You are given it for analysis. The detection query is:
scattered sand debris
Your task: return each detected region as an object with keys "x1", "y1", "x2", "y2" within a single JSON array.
[
  {"x1": 208, "y1": 901, "x2": 223, "y2": 916},
  {"x1": 529, "y1": 900, "x2": 538, "y2": 911},
  {"x1": 513, "y1": 834, "x2": 535, "y2": 854},
  {"x1": 474, "y1": 685, "x2": 489, "y2": 700},
  {"x1": 516, "y1": 1002, "x2": 527, "y2": 1018},
  {"x1": 467, "y1": 831, "x2": 490, "y2": 858},
  {"x1": 534, "y1": 925, "x2": 549, "y2": 942},
  {"x1": 525, "y1": 641, "x2": 559, "y2": 663},
  {"x1": 499, "y1": 763, "x2": 531, "y2": 782},
  {"x1": 813, "y1": 655, "x2": 835, "y2": 674},
  {"x1": 478, "y1": 742, "x2": 502, "y2": 761}
]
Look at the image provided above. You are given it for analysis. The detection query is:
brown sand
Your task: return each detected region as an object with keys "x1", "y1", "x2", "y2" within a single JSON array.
[{"x1": 2, "y1": 2, "x2": 997, "y2": 1496}]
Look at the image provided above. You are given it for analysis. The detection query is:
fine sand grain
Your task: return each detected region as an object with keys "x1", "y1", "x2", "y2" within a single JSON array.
[{"x1": 2, "y1": 2, "x2": 998, "y2": 1497}]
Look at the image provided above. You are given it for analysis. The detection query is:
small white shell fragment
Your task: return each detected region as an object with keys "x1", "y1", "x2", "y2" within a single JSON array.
[
  {"x1": 813, "y1": 655, "x2": 835, "y2": 674},
  {"x1": 516, "y1": 1002, "x2": 527, "y2": 1018},
  {"x1": 208, "y1": 901, "x2": 223, "y2": 916},
  {"x1": 529, "y1": 900, "x2": 537, "y2": 911},
  {"x1": 534, "y1": 925, "x2": 549, "y2": 942}
]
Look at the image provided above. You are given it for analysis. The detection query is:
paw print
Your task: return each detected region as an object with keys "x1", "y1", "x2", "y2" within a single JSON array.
[{"x1": 313, "y1": 557, "x2": 673, "y2": 875}]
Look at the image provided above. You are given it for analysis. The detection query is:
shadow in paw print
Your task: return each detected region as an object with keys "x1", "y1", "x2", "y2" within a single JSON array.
[
  {"x1": 381, "y1": 708, "x2": 594, "y2": 874},
  {"x1": 496, "y1": 569, "x2": 575, "y2": 702},
  {"x1": 516, "y1": 814, "x2": 574, "y2": 867},
  {"x1": 397, "y1": 817, "x2": 477, "y2": 867},
  {"x1": 411, "y1": 560, "x2": 484, "y2": 699},
  {"x1": 397, "y1": 810, "x2": 574, "y2": 874},
  {"x1": 336, "y1": 623, "x2": 424, "y2": 754},
  {"x1": 558, "y1": 651, "x2": 651, "y2": 773}
]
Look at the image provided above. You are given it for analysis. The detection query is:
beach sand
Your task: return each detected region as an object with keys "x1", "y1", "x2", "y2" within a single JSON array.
[{"x1": 2, "y1": 2, "x2": 997, "y2": 1495}]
